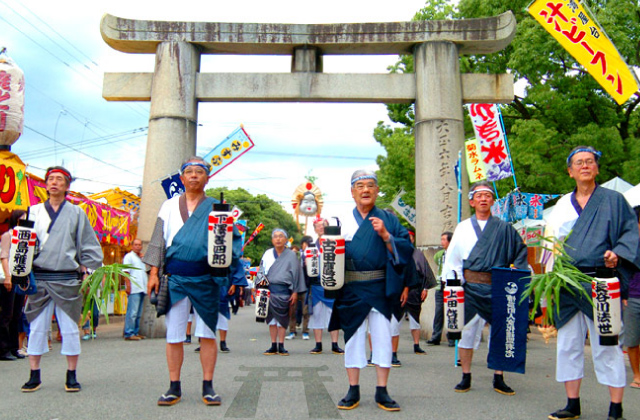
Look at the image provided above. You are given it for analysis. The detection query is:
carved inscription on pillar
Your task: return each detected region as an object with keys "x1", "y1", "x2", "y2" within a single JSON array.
[{"x1": 436, "y1": 120, "x2": 455, "y2": 232}]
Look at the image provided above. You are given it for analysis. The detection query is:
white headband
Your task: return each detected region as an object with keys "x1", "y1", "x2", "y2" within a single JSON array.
[{"x1": 468, "y1": 187, "x2": 494, "y2": 200}]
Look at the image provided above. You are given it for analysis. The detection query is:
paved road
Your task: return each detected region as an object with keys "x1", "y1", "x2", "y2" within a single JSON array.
[{"x1": 1, "y1": 306, "x2": 638, "y2": 420}]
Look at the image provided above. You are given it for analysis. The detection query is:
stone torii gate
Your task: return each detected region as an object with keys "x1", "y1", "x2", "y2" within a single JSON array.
[{"x1": 101, "y1": 12, "x2": 516, "y2": 251}]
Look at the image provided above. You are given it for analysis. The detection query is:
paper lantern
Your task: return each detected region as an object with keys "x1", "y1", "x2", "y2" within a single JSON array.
[{"x1": 0, "y1": 50, "x2": 25, "y2": 146}]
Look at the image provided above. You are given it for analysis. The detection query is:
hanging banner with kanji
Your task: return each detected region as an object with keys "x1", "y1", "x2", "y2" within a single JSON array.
[
  {"x1": 528, "y1": 0, "x2": 639, "y2": 105},
  {"x1": 464, "y1": 138, "x2": 487, "y2": 182},
  {"x1": 0, "y1": 150, "x2": 30, "y2": 212},
  {"x1": 67, "y1": 194, "x2": 131, "y2": 245},
  {"x1": 203, "y1": 126, "x2": 255, "y2": 178},
  {"x1": 468, "y1": 104, "x2": 513, "y2": 182},
  {"x1": 491, "y1": 191, "x2": 560, "y2": 223}
]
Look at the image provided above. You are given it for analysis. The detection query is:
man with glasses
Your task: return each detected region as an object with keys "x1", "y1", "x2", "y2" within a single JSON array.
[
  {"x1": 329, "y1": 170, "x2": 413, "y2": 411},
  {"x1": 145, "y1": 156, "x2": 241, "y2": 407},
  {"x1": 544, "y1": 146, "x2": 640, "y2": 420},
  {"x1": 441, "y1": 180, "x2": 528, "y2": 396}
]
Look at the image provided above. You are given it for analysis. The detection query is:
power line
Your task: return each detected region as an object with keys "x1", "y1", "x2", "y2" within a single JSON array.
[
  {"x1": 23, "y1": 124, "x2": 141, "y2": 177},
  {"x1": 252, "y1": 151, "x2": 377, "y2": 161},
  {"x1": 2, "y1": 6, "x2": 149, "y2": 120},
  {"x1": 9, "y1": 0, "x2": 100, "y2": 68},
  {"x1": 0, "y1": 0, "x2": 93, "y2": 71},
  {"x1": 20, "y1": 127, "x2": 148, "y2": 160}
]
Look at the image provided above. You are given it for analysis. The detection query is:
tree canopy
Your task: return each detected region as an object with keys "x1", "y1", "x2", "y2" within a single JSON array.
[
  {"x1": 375, "y1": 0, "x2": 640, "y2": 206},
  {"x1": 206, "y1": 187, "x2": 302, "y2": 265}
]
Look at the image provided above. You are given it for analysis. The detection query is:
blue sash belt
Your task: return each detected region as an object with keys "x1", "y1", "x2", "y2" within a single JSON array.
[
  {"x1": 269, "y1": 283, "x2": 291, "y2": 295},
  {"x1": 32, "y1": 269, "x2": 80, "y2": 281},
  {"x1": 166, "y1": 259, "x2": 211, "y2": 277}
]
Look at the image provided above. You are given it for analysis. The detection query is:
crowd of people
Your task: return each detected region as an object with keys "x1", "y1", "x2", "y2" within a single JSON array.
[{"x1": 2, "y1": 146, "x2": 640, "y2": 420}]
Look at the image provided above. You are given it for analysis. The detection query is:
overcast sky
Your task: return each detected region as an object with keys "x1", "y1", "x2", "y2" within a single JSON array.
[{"x1": 3, "y1": 0, "x2": 430, "y2": 231}]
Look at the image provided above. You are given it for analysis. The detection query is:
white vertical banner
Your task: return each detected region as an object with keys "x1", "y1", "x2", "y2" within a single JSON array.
[{"x1": 390, "y1": 189, "x2": 416, "y2": 228}]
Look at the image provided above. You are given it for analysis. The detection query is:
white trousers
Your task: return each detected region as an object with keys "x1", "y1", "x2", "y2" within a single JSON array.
[
  {"x1": 408, "y1": 313, "x2": 420, "y2": 331},
  {"x1": 391, "y1": 315, "x2": 401, "y2": 336},
  {"x1": 217, "y1": 314, "x2": 229, "y2": 332},
  {"x1": 27, "y1": 300, "x2": 80, "y2": 356},
  {"x1": 390, "y1": 313, "x2": 420, "y2": 336},
  {"x1": 458, "y1": 314, "x2": 488, "y2": 350},
  {"x1": 268, "y1": 318, "x2": 284, "y2": 328},
  {"x1": 556, "y1": 313, "x2": 625, "y2": 387},
  {"x1": 345, "y1": 309, "x2": 392, "y2": 369},
  {"x1": 308, "y1": 302, "x2": 332, "y2": 330},
  {"x1": 165, "y1": 298, "x2": 216, "y2": 343}
]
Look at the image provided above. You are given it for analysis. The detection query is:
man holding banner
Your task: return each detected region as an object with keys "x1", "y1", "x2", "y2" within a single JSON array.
[
  {"x1": 441, "y1": 181, "x2": 528, "y2": 396},
  {"x1": 544, "y1": 146, "x2": 640, "y2": 420}
]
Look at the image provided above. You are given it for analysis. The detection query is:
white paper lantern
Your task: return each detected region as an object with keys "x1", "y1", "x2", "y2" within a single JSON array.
[{"x1": 0, "y1": 50, "x2": 25, "y2": 146}]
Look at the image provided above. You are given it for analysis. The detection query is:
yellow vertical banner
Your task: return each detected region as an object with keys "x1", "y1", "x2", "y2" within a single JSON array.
[
  {"x1": 528, "y1": 0, "x2": 639, "y2": 105},
  {"x1": 464, "y1": 138, "x2": 487, "y2": 183},
  {"x1": 0, "y1": 150, "x2": 30, "y2": 211}
]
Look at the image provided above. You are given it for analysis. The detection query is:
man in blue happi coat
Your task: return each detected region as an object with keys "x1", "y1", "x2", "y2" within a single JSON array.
[
  {"x1": 145, "y1": 156, "x2": 241, "y2": 407},
  {"x1": 441, "y1": 181, "x2": 528, "y2": 396},
  {"x1": 329, "y1": 169, "x2": 413, "y2": 412},
  {"x1": 545, "y1": 146, "x2": 640, "y2": 420}
]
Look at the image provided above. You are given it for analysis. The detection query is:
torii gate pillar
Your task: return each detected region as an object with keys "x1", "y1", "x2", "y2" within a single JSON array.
[
  {"x1": 414, "y1": 41, "x2": 464, "y2": 242},
  {"x1": 139, "y1": 42, "x2": 200, "y2": 241}
]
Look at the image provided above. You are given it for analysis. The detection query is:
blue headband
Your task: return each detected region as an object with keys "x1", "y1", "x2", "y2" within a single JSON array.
[
  {"x1": 468, "y1": 187, "x2": 495, "y2": 200},
  {"x1": 180, "y1": 162, "x2": 211, "y2": 175},
  {"x1": 351, "y1": 174, "x2": 378, "y2": 186},
  {"x1": 272, "y1": 228, "x2": 288, "y2": 238},
  {"x1": 566, "y1": 148, "x2": 601, "y2": 167}
]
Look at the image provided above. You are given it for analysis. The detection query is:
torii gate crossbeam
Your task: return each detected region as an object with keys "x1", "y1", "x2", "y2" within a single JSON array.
[{"x1": 101, "y1": 11, "x2": 517, "y2": 253}]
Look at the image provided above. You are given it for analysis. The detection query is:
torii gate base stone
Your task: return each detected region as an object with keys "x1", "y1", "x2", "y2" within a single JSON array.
[{"x1": 102, "y1": 12, "x2": 516, "y2": 338}]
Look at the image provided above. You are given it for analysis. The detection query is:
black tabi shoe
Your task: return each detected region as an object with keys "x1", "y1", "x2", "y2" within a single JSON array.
[
  {"x1": 219, "y1": 341, "x2": 230, "y2": 353},
  {"x1": 277, "y1": 343, "x2": 289, "y2": 356},
  {"x1": 310, "y1": 343, "x2": 322, "y2": 354},
  {"x1": 548, "y1": 409, "x2": 580, "y2": 420},
  {"x1": 11, "y1": 350, "x2": 25, "y2": 359},
  {"x1": 65, "y1": 370, "x2": 82, "y2": 392},
  {"x1": 454, "y1": 373, "x2": 471, "y2": 393},
  {"x1": 375, "y1": 386, "x2": 401, "y2": 412},
  {"x1": 158, "y1": 381, "x2": 182, "y2": 406},
  {"x1": 331, "y1": 343, "x2": 344, "y2": 354},
  {"x1": 337, "y1": 385, "x2": 360, "y2": 410},
  {"x1": 493, "y1": 374, "x2": 515, "y2": 396},
  {"x1": 391, "y1": 353, "x2": 402, "y2": 367},
  {"x1": 607, "y1": 401, "x2": 624, "y2": 420},
  {"x1": 202, "y1": 380, "x2": 221, "y2": 406},
  {"x1": 414, "y1": 344, "x2": 427, "y2": 354},
  {"x1": 426, "y1": 339, "x2": 440, "y2": 346},
  {"x1": 21, "y1": 369, "x2": 41, "y2": 393},
  {"x1": 367, "y1": 358, "x2": 374, "y2": 367},
  {"x1": 548, "y1": 398, "x2": 581, "y2": 420},
  {"x1": 263, "y1": 344, "x2": 278, "y2": 355}
]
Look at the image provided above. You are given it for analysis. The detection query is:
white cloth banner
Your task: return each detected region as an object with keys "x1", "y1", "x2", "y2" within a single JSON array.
[
  {"x1": 468, "y1": 104, "x2": 513, "y2": 182},
  {"x1": 390, "y1": 189, "x2": 416, "y2": 228}
]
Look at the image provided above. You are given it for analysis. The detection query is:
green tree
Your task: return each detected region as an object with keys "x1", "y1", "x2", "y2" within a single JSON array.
[
  {"x1": 375, "y1": 0, "x2": 640, "y2": 202},
  {"x1": 206, "y1": 187, "x2": 301, "y2": 264}
]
